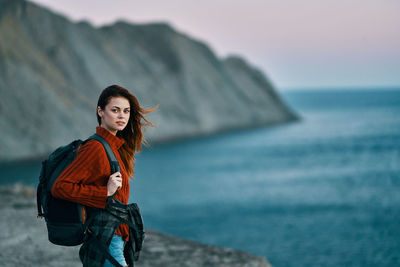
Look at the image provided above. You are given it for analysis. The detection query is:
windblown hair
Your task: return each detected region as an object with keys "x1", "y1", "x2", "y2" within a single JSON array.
[{"x1": 96, "y1": 85, "x2": 158, "y2": 178}]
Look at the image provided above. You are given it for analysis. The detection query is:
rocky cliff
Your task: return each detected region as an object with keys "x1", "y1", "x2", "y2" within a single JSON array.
[{"x1": 0, "y1": 0, "x2": 297, "y2": 161}]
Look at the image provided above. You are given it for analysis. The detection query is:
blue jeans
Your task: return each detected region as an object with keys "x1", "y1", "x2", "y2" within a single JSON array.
[{"x1": 103, "y1": 234, "x2": 127, "y2": 267}]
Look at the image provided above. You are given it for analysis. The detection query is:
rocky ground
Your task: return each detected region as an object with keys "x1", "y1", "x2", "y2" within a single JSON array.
[{"x1": 0, "y1": 184, "x2": 271, "y2": 267}]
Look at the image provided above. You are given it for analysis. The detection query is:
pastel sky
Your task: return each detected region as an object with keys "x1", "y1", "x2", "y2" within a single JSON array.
[{"x1": 28, "y1": 0, "x2": 400, "y2": 90}]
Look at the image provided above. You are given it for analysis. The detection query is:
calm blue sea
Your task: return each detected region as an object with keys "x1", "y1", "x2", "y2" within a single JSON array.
[
  {"x1": 1, "y1": 88, "x2": 399, "y2": 266},
  {"x1": 131, "y1": 88, "x2": 400, "y2": 267}
]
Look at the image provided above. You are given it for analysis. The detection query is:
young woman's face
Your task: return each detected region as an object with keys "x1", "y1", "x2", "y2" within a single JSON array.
[{"x1": 97, "y1": 96, "x2": 130, "y2": 135}]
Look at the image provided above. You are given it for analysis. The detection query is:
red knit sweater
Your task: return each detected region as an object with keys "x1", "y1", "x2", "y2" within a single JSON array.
[{"x1": 51, "y1": 126, "x2": 131, "y2": 241}]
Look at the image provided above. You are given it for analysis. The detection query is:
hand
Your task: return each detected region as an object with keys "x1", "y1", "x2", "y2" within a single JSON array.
[{"x1": 107, "y1": 172, "x2": 122, "y2": 196}]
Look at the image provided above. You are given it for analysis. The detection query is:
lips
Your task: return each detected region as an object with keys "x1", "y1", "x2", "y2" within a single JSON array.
[{"x1": 116, "y1": 121, "x2": 125, "y2": 126}]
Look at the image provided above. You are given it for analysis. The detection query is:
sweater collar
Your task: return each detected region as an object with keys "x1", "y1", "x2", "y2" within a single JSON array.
[{"x1": 96, "y1": 126, "x2": 125, "y2": 150}]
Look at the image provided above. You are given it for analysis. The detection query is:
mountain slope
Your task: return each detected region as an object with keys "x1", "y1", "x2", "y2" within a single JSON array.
[{"x1": 0, "y1": 0, "x2": 297, "y2": 160}]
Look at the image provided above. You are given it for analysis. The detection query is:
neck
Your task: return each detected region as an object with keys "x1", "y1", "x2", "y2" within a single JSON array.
[{"x1": 100, "y1": 125, "x2": 117, "y2": 136}]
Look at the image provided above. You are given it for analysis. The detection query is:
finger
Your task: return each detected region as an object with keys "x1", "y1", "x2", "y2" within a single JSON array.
[
  {"x1": 113, "y1": 175, "x2": 122, "y2": 181},
  {"x1": 113, "y1": 178, "x2": 122, "y2": 184},
  {"x1": 111, "y1": 172, "x2": 120, "y2": 178}
]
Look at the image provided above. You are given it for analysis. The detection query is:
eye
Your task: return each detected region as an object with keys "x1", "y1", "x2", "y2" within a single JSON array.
[
  {"x1": 111, "y1": 109, "x2": 118, "y2": 113},
  {"x1": 124, "y1": 110, "x2": 130, "y2": 114}
]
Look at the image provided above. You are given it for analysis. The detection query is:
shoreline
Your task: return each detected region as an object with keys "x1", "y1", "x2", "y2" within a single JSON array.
[{"x1": 0, "y1": 184, "x2": 271, "y2": 267}]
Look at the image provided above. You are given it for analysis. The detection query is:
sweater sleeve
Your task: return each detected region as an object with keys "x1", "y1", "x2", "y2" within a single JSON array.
[{"x1": 51, "y1": 140, "x2": 110, "y2": 209}]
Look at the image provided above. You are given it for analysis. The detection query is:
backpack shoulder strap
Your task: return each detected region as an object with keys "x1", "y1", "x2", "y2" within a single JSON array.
[{"x1": 86, "y1": 134, "x2": 120, "y2": 174}]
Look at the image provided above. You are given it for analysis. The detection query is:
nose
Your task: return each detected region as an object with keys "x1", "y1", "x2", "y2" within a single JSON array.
[{"x1": 118, "y1": 110, "x2": 129, "y2": 119}]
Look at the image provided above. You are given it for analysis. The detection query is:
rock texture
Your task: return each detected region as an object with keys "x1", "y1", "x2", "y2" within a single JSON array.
[
  {"x1": 0, "y1": 184, "x2": 272, "y2": 267},
  {"x1": 0, "y1": 0, "x2": 297, "y2": 161}
]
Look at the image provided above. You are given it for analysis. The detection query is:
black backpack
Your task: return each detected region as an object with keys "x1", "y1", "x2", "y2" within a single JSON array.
[{"x1": 36, "y1": 134, "x2": 120, "y2": 246}]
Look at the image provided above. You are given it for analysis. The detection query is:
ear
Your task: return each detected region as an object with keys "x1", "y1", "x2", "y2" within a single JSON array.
[{"x1": 97, "y1": 106, "x2": 103, "y2": 118}]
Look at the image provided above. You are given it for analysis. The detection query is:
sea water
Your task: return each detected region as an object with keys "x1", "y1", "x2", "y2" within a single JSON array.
[
  {"x1": 131, "y1": 88, "x2": 400, "y2": 267},
  {"x1": 1, "y1": 88, "x2": 399, "y2": 266}
]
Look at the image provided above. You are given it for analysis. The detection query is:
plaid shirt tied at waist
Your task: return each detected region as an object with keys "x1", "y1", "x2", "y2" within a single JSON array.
[{"x1": 79, "y1": 197, "x2": 145, "y2": 267}]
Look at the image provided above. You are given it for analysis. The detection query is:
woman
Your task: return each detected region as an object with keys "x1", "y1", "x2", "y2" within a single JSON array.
[{"x1": 52, "y1": 85, "x2": 157, "y2": 266}]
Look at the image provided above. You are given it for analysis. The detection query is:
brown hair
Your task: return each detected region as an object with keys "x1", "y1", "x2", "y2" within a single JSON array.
[{"x1": 97, "y1": 85, "x2": 158, "y2": 177}]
